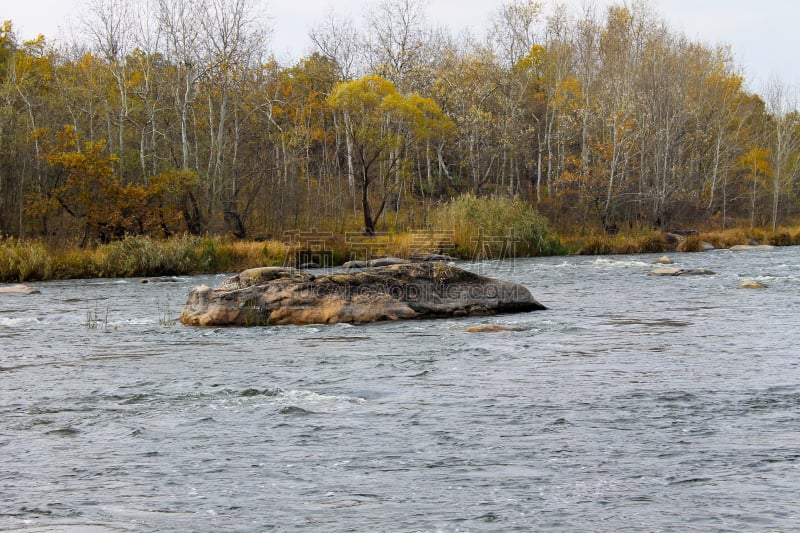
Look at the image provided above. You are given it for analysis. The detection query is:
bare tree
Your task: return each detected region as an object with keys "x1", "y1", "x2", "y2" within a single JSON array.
[
  {"x1": 764, "y1": 76, "x2": 800, "y2": 231},
  {"x1": 364, "y1": 0, "x2": 429, "y2": 92},
  {"x1": 490, "y1": 0, "x2": 543, "y2": 68},
  {"x1": 81, "y1": 0, "x2": 135, "y2": 169},
  {"x1": 199, "y1": 0, "x2": 269, "y2": 236},
  {"x1": 309, "y1": 6, "x2": 363, "y2": 81}
]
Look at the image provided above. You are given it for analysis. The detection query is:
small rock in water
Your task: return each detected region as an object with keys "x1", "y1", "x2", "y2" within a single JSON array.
[
  {"x1": 738, "y1": 280, "x2": 767, "y2": 289},
  {"x1": 654, "y1": 255, "x2": 674, "y2": 264},
  {"x1": 367, "y1": 257, "x2": 410, "y2": 267},
  {"x1": 0, "y1": 284, "x2": 40, "y2": 295},
  {"x1": 729, "y1": 244, "x2": 776, "y2": 251},
  {"x1": 649, "y1": 267, "x2": 715, "y2": 276},
  {"x1": 141, "y1": 276, "x2": 180, "y2": 283}
]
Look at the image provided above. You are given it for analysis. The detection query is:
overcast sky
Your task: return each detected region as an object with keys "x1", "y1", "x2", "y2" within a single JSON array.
[{"x1": 3, "y1": 0, "x2": 798, "y2": 92}]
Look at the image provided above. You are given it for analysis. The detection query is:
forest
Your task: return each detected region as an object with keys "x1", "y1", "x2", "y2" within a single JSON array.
[{"x1": 1, "y1": 0, "x2": 799, "y2": 249}]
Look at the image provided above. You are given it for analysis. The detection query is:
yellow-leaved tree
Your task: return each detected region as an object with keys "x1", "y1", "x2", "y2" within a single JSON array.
[
  {"x1": 26, "y1": 126, "x2": 196, "y2": 243},
  {"x1": 327, "y1": 74, "x2": 453, "y2": 235}
]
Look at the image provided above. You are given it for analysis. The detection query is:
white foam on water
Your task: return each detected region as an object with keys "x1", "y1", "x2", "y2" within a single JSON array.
[
  {"x1": 242, "y1": 389, "x2": 366, "y2": 412},
  {"x1": 592, "y1": 258, "x2": 650, "y2": 267},
  {"x1": 0, "y1": 316, "x2": 42, "y2": 327}
]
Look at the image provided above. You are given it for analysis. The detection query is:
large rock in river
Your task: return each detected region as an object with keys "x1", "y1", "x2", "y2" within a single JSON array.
[{"x1": 180, "y1": 263, "x2": 545, "y2": 326}]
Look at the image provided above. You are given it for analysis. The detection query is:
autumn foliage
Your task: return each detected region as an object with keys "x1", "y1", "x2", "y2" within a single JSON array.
[{"x1": 1, "y1": 1, "x2": 799, "y2": 246}]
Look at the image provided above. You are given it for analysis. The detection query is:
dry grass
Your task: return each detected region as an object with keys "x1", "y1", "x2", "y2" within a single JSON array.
[
  {"x1": 3, "y1": 222, "x2": 799, "y2": 282},
  {"x1": 698, "y1": 226, "x2": 800, "y2": 248},
  {"x1": 577, "y1": 231, "x2": 667, "y2": 255}
]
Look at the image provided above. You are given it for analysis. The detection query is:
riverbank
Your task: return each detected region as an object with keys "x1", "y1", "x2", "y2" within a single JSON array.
[{"x1": 2, "y1": 226, "x2": 799, "y2": 283}]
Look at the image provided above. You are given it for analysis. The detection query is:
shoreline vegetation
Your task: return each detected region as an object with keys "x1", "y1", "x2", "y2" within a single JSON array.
[
  {"x1": 3, "y1": 2, "x2": 800, "y2": 264},
  {"x1": 4, "y1": 0, "x2": 800, "y2": 287},
  {"x1": 3, "y1": 224, "x2": 799, "y2": 283}
]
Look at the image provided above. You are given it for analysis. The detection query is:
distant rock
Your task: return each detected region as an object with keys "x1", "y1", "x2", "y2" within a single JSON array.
[
  {"x1": 180, "y1": 263, "x2": 546, "y2": 327},
  {"x1": 738, "y1": 280, "x2": 767, "y2": 289},
  {"x1": 367, "y1": 257, "x2": 410, "y2": 267},
  {"x1": 0, "y1": 284, "x2": 40, "y2": 295},
  {"x1": 649, "y1": 266, "x2": 715, "y2": 276},
  {"x1": 702, "y1": 242, "x2": 715, "y2": 251},
  {"x1": 141, "y1": 276, "x2": 180, "y2": 283},
  {"x1": 729, "y1": 244, "x2": 776, "y2": 251},
  {"x1": 342, "y1": 260, "x2": 368, "y2": 269},
  {"x1": 345, "y1": 255, "x2": 454, "y2": 269},
  {"x1": 654, "y1": 255, "x2": 674, "y2": 264}
]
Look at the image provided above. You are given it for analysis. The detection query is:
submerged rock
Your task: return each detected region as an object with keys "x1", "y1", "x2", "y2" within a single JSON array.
[
  {"x1": 180, "y1": 263, "x2": 545, "y2": 326},
  {"x1": 729, "y1": 244, "x2": 776, "y2": 251},
  {"x1": 0, "y1": 284, "x2": 40, "y2": 295},
  {"x1": 649, "y1": 266, "x2": 716, "y2": 276},
  {"x1": 141, "y1": 276, "x2": 180, "y2": 283},
  {"x1": 739, "y1": 280, "x2": 767, "y2": 289},
  {"x1": 464, "y1": 324, "x2": 527, "y2": 333}
]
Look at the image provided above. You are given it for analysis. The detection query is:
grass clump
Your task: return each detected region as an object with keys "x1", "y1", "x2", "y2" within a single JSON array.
[
  {"x1": 577, "y1": 231, "x2": 667, "y2": 255},
  {"x1": 0, "y1": 238, "x2": 52, "y2": 281},
  {"x1": 0, "y1": 235, "x2": 292, "y2": 282},
  {"x1": 677, "y1": 235, "x2": 704, "y2": 252},
  {"x1": 431, "y1": 194, "x2": 563, "y2": 258}
]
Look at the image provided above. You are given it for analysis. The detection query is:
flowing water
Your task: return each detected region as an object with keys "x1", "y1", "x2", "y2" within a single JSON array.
[{"x1": 1, "y1": 248, "x2": 799, "y2": 532}]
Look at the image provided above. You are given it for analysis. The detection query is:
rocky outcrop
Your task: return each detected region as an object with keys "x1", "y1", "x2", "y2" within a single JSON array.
[
  {"x1": 649, "y1": 266, "x2": 716, "y2": 276},
  {"x1": 180, "y1": 263, "x2": 545, "y2": 326},
  {"x1": 0, "y1": 284, "x2": 40, "y2": 295}
]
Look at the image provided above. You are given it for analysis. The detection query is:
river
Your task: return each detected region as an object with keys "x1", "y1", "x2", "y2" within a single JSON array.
[{"x1": 1, "y1": 247, "x2": 799, "y2": 532}]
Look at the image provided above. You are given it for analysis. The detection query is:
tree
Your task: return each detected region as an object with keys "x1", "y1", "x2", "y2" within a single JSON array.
[
  {"x1": 738, "y1": 146, "x2": 771, "y2": 229},
  {"x1": 364, "y1": 0, "x2": 429, "y2": 92},
  {"x1": 764, "y1": 78, "x2": 800, "y2": 231},
  {"x1": 327, "y1": 74, "x2": 452, "y2": 234},
  {"x1": 27, "y1": 125, "x2": 196, "y2": 242},
  {"x1": 309, "y1": 6, "x2": 362, "y2": 81}
]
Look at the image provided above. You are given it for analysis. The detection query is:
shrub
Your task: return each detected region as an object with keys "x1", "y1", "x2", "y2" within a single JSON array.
[
  {"x1": 431, "y1": 194, "x2": 562, "y2": 258},
  {"x1": 0, "y1": 238, "x2": 52, "y2": 282},
  {"x1": 678, "y1": 235, "x2": 704, "y2": 252},
  {"x1": 577, "y1": 231, "x2": 667, "y2": 255},
  {"x1": 101, "y1": 235, "x2": 164, "y2": 277},
  {"x1": 635, "y1": 232, "x2": 668, "y2": 253},
  {"x1": 700, "y1": 228, "x2": 751, "y2": 249},
  {"x1": 768, "y1": 231, "x2": 793, "y2": 246}
]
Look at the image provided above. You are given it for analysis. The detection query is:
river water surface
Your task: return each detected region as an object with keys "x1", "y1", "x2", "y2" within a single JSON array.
[{"x1": 1, "y1": 248, "x2": 799, "y2": 532}]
